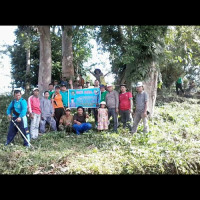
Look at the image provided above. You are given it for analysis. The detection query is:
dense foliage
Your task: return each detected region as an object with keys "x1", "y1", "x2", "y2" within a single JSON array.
[{"x1": 1, "y1": 95, "x2": 200, "y2": 174}]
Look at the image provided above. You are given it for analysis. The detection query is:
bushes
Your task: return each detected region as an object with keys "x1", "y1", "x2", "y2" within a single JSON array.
[{"x1": 1, "y1": 95, "x2": 200, "y2": 174}]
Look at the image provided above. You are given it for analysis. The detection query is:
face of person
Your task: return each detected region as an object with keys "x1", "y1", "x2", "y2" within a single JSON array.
[
  {"x1": 100, "y1": 87, "x2": 105, "y2": 92},
  {"x1": 136, "y1": 86, "x2": 143, "y2": 92},
  {"x1": 107, "y1": 86, "x2": 113, "y2": 92},
  {"x1": 120, "y1": 86, "x2": 126, "y2": 93},
  {"x1": 77, "y1": 108, "x2": 83, "y2": 115},
  {"x1": 44, "y1": 92, "x2": 49, "y2": 99},
  {"x1": 94, "y1": 80, "x2": 99, "y2": 86},
  {"x1": 49, "y1": 85, "x2": 54, "y2": 91},
  {"x1": 61, "y1": 86, "x2": 67, "y2": 91},
  {"x1": 100, "y1": 104, "x2": 105, "y2": 108},
  {"x1": 65, "y1": 110, "x2": 70, "y2": 116},
  {"x1": 54, "y1": 81, "x2": 58, "y2": 85},
  {"x1": 14, "y1": 92, "x2": 21, "y2": 101},
  {"x1": 33, "y1": 90, "x2": 39, "y2": 97},
  {"x1": 55, "y1": 88, "x2": 60, "y2": 94},
  {"x1": 71, "y1": 99, "x2": 74, "y2": 102}
]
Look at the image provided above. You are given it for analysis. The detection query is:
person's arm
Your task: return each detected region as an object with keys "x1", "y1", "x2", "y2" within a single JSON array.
[
  {"x1": 59, "y1": 116, "x2": 63, "y2": 125},
  {"x1": 6, "y1": 101, "x2": 13, "y2": 120},
  {"x1": 69, "y1": 79, "x2": 73, "y2": 89},
  {"x1": 115, "y1": 91, "x2": 119, "y2": 113},
  {"x1": 143, "y1": 92, "x2": 148, "y2": 117},
  {"x1": 103, "y1": 71, "x2": 111, "y2": 77},
  {"x1": 17, "y1": 99, "x2": 27, "y2": 122},
  {"x1": 73, "y1": 114, "x2": 81, "y2": 125},
  {"x1": 129, "y1": 92, "x2": 133, "y2": 113},
  {"x1": 28, "y1": 96, "x2": 34, "y2": 119}
]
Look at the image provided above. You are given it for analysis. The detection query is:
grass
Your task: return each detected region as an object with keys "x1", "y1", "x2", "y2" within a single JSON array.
[{"x1": 1, "y1": 95, "x2": 200, "y2": 174}]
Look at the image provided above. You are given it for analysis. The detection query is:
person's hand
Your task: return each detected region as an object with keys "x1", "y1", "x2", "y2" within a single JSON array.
[
  {"x1": 7, "y1": 115, "x2": 12, "y2": 121},
  {"x1": 86, "y1": 114, "x2": 89, "y2": 118},
  {"x1": 52, "y1": 113, "x2": 55, "y2": 117},
  {"x1": 41, "y1": 116, "x2": 44, "y2": 120},
  {"x1": 116, "y1": 108, "x2": 119, "y2": 113},
  {"x1": 16, "y1": 117, "x2": 21, "y2": 122},
  {"x1": 69, "y1": 79, "x2": 72, "y2": 85},
  {"x1": 142, "y1": 112, "x2": 147, "y2": 118},
  {"x1": 77, "y1": 121, "x2": 81, "y2": 125},
  {"x1": 30, "y1": 113, "x2": 34, "y2": 119}
]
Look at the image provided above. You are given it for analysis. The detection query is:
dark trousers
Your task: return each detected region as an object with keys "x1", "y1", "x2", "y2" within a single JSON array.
[
  {"x1": 108, "y1": 108, "x2": 118, "y2": 132},
  {"x1": 6, "y1": 117, "x2": 30, "y2": 146},
  {"x1": 120, "y1": 110, "x2": 131, "y2": 130},
  {"x1": 54, "y1": 108, "x2": 65, "y2": 129},
  {"x1": 92, "y1": 108, "x2": 98, "y2": 124},
  {"x1": 176, "y1": 83, "x2": 184, "y2": 95}
]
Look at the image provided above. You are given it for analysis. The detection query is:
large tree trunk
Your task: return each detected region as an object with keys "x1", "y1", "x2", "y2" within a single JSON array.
[
  {"x1": 38, "y1": 26, "x2": 52, "y2": 97},
  {"x1": 25, "y1": 47, "x2": 31, "y2": 95},
  {"x1": 62, "y1": 26, "x2": 74, "y2": 80},
  {"x1": 143, "y1": 61, "x2": 158, "y2": 117}
]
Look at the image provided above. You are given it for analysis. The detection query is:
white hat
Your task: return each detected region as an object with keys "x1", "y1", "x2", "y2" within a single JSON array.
[
  {"x1": 14, "y1": 88, "x2": 21, "y2": 91},
  {"x1": 33, "y1": 87, "x2": 39, "y2": 91},
  {"x1": 107, "y1": 84, "x2": 113, "y2": 87},
  {"x1": 100, "y1": 101, "x2": 106, "y2": 105},
  {"x1": 136, "y1": 82, "x2": 143, "y2": 87}
]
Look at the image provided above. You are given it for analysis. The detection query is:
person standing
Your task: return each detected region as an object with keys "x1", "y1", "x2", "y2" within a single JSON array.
[
  {"x1": 106, "y1": 84, "x2": 119, "y2": 133},
  {"x1": 100, "y1": 84, "x2": 108, "y2": 103},
  {"x1": 119, "y1": 84, "x2": 133, "y2": 130},
  {"x1": 176, "y1": 77, "x2": 184, "y2": 95},
  {"x1": 131, "y1": 82, "x2": 149, "y2": 134},
  {"x1": 97, "y1": 101, "x2": 108, "y2": 131},
  {"x1": 5, "y1": 89, "x2": 30, "y2": 147},
  {"x1": 48, "y1": 83, "x2": 54, "y2": 100},
  {"x1": 51, "y1": 85, "x2": 65, "y2": 129},
  {"x1": 60, "y1": 80, "x2": 73, "y2": 109},
  {"x1": 59, "y1": 108, "x2": 73, "y2": 132},
  {"x1": 73, "y1": 106, "x2": 92, "y2": 135},
  {"x1": 39, "y1": 91, "x2": 57, "y2": 134},
  {"x1": 28, "y1": 88, "x2": 41, "y2": 140},
  {"x1": 92, "y1": 80, "x2": 100, "y2": 128}
]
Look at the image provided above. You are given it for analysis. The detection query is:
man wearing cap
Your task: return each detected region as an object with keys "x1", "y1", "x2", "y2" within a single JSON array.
[
  {"x1": 5, "y1": 89, "x2": 31, "y2": 147},
  {"x1": 28, "y1": 88, "x2": 41, "y2": 139},
  {"x1": 51, "y1": 85, "x2": 65, "y2": 129},
  {"x1": 131, "y1": 82, "x2": 149, "y2": 134},
  {"x1": 60, "y1": 80, "x2": 73, "y2": 108},
  {"x1": 106, "y1": 84, "x2": 119, "y2": 132},
  {"x1": 119, "y1": 84, "x2": 133, "y2": 130},
  {"x1": 59, "y1": 108, "x2": 73, "y2": 132},
  {"x1": 39, "y1": 91, "x2": 57, "y2": 134}
]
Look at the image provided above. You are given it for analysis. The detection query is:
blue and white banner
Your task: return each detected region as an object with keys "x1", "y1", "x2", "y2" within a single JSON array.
[{"x1": 68, "y1": 88, "x2": 101, "y2": 108}]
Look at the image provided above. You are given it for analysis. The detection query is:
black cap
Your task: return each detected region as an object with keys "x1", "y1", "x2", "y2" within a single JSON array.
[
  {"x1": 120, "y1": 84, "x2": 126, "y2": 87},
  {"x1": 55, "y1": 85, "x2": 60, "y2": 89},
  {"x1": 61, "y1": 84, "x2": 66, "y2": 87}
]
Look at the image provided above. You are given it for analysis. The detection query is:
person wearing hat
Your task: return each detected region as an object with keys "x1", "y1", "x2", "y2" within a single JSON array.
[
  {"x1": 119, "y1": 84, "x2": 133, "y2": 130},
  {"x1": 89, "y1": 68, "x2": 110, "y2": 85},
  {"x1": 131, "y1": 82, "x2": 149, "y2": 134},
  {"x1": 5, "y1": 89, "x2": 31, "y2": 147},
  {"x1": 51, "y1": 85, "x2": 65, "y2": 129},
  {"x1": 106, "y1": 84, "x2": 119, "y2": 133},
  {"x1": 39, "y1": 91, "x2": 57, "y2": 134},
  {"x1": 60, "y1": 80, "x2": 73, "y2": 109},
  {"x1": 28, "y1": 87, "x2": 41, "y2": 139},
  {"x1": 58, "y1": 107, "x2": 73, "y2": 132},
  {"x1": 97, "y1": 101, "x2": 108, "y2": 131}
]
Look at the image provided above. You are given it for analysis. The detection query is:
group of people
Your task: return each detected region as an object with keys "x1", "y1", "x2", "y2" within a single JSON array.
[{"x1": 5, "y1": 70, "x2": 149, "y2": 147}]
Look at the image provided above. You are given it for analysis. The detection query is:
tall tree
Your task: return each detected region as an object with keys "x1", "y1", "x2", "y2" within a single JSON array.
[
  {"x1": 38, "y1": 26, "x2": 52, "y2": 97},
  {"x1": 96, "y1": 25, "x2": 167, "y2": 116},
  {"x1": 62, "y1": 26, "x2": 74, "y2": 80}
]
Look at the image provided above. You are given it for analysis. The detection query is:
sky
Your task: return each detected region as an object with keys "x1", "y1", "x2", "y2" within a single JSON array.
[{"x1": 0, "y1": 26, "x2": 114, "y2": 94}]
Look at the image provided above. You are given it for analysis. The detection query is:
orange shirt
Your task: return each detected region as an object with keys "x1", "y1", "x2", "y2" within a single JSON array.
[{"x1": 52, "y1": 93, "x2": 64, "y2": 109}]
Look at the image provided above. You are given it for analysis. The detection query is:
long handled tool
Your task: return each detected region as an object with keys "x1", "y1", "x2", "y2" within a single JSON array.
[{"x1": 11, "y1": 119, "x2": 34, "y2": 149}]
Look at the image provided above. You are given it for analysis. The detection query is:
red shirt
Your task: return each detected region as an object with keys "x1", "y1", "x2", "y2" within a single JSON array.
[{"x1": 119, "y1": 92, "x2": 133, "y2": 110}]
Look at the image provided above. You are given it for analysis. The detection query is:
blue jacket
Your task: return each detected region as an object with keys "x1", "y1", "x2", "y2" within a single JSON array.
[{"x1": 7, "y1": 98, "x2": 28, "y2": 118}]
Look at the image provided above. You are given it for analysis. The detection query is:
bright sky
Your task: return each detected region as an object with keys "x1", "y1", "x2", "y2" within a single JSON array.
[{"x1": 0, "y1": 26, "x2": 114, "y2": 95}]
